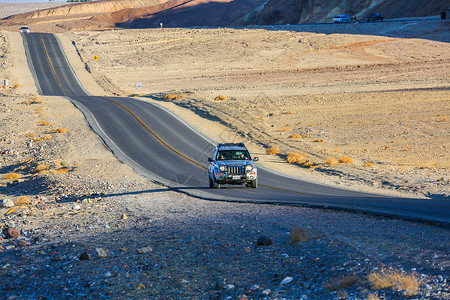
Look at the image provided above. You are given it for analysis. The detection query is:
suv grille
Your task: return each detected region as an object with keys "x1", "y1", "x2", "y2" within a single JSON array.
[{"x1": 228, "y1": 166, "x2": 245, "y2": 175}]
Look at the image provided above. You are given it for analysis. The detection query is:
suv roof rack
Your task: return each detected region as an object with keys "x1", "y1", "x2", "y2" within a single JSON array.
[{"x1": 217, "y1": 142, "x2": 246, "y2": 148}]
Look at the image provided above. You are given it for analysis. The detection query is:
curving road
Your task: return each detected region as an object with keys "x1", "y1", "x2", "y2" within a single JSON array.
[{"x1": 21, "y1": 32, "x2": 450, "y2": 224}]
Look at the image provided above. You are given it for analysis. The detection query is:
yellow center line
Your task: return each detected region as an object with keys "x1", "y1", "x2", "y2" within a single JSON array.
[{"x1": 39, "y1": 33, "x2": 68, "y2": 97}]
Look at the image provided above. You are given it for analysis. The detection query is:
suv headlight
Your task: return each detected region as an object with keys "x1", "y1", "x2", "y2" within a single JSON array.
[
  {"x1": 245, "y1": 165, "x2": 253, "y2": 171},
  {"x1": 219, "y1": 165, "x2": 227, "y2": 172}
]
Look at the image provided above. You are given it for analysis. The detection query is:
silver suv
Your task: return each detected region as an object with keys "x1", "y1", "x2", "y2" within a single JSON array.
[{"x1": 208, "y1": 143, "x2": 258, "y2": 189}]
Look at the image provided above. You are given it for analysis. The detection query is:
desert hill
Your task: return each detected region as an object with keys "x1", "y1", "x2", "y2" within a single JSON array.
[{"x1": 0, "y1": 0, "x2": 448, "y2": 32}]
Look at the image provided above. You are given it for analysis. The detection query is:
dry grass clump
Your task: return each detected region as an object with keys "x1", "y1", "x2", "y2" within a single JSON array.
[
  {"x1": 288, "y1": 133, "x2": 302, "y2": 139},
  {"x1": 313, "y1": 139, "x2": 325, "y2": 142},
  {"x1": 46, "y1": 128, "x2": 67, "y2": 133},
  {"x1": 163, "y1": 93, "x2": 184, "y2": 100},
  {"x1": 214, "y1": 95, "x2": 228, "y2": 101},
  {"x1": 36, "y1": 107, "x2": 43, "y2": 113},
  {"x1": 3, "y1": 172, "x2": 22, "y2": 180},
  {"x1": 275, "y1": 127, "x2": 291, "y2": 132},
  {"x1": 39, "y1": 120, "x2": 50, "y2": 126},
  {"x1": 283, "y1": 111, "x2": 294, "y2": 114},
  {"x1": 286, "y1": 151, "x2": 306, "y2": 163},
  {"x1": 266, "y1": 146, "x2": 280, "y2": 155},
  {"x1": 368, "y1": 269, "x2": 420, "y2": 296},
  {"x1": 364, "y1": 161, "x2": 374, "y2": 167},
  {"x1": 323, "y1": 275, "x2": 359, "y2": 291},
  {"x1": 56, "y1": 168, "x2": 70, "y2": 174},
  {"x1": 12, "y1": 84, "x2": 20, "y2": 89},
  {"x1": 42, "y1": 134, "x2": 52, "y2": 140},
  {"x1": 14, "y1": 196, "x2": 32, "y2": 205},
  {"x1": 325, "y1": 157, "x2": 339, "y2": 167},
  {"x1": 339, "y1": 156, "x2": 353, "y2": 164},
  {"x1": 34, "y1": 164, "x2": 49, "y2": 173},
  {"x1": 288, "y1": 226, "x2": 309, "y2": 245}
]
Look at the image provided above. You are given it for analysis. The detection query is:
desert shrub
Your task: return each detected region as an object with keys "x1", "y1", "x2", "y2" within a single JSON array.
[
  {"x1": 364, "y1": 161, "x2": 374, "y2": 167},
  {"x1": 214, "y1": 95, "x2": 228, "y2": 101},
  {"x1": 47, "y1": 128, "x2": 67, "y2": 133},
  {"x1": 32, "y1": 96, "x2": 39, "y2": 101},
  {"x1": 28, "y1": 133, "x2": 35, "y2": 137},
  {"x1": 286, "y1": 152, "x2": 306, "y2": 163},
  {"x1": 368, "y1": 269, "x2": 420, "y2": 296},
  {"x1": 288, "y1": 133, "x2": 302, "y2": 139},
  {"x1": 34, "y1": 164, "x2": 49, "y2": 173},
  {"x1": 36, "y1": 107, "x2": 43, "y2": 113},
  {"x1": 275, "y1": 128, "x2": 290, "y2": 132},
  {"x1": 164, "y1": 93, "x2": 184, "y2": 100},
  {"x1": 323, "y1": 275, "x2": 359, "y2": 291},
  {"x1": 42, "y1": 134, "x2": 52, "y2": 140},
  {"x1": 37, "y1": 170, "x2": 49, "y2": 175},
  {"x1": 325, "y1": 157, "x2": 339, "y2": 167},
  {"x1": 39, "y1": 120, "x2": 50, "y2": 126},
  {"x1": 266, "y1": 146, "x2": 280, "y2": 155},
  {"x1": 3, "y1": 173, "x2": 22, "y2": 180},
  {"x1": 289, "y1": 226, "x2": 309, "y2": 245},
  {"x1": 339, "y1": 156, "x2": 353, "y2": 164},
  {"x1": 313, "y1": 139, "x2": 325, "y2": 142},
  {"x1": 14, "y1": 196, "x2": 32, "y2": 205},
  {"x1": 283, "y1": 111, "x2": 294, "y2": 114},
  {"x1": 12, "y1": 84, "x2": 20, "y2": 89},
  {"x1": 56, "y1": 168, "x2": 70, "y2": 174}
]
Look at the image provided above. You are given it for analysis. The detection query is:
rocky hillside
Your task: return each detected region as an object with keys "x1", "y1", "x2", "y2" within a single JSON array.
[{"x1": 0, "y1": 0, "x2": 448, "y2": 31}]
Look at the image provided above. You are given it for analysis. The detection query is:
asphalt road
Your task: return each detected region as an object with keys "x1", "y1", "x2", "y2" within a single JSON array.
[{"x1": 21, "y1": 32, "x2": 450, "y2": 224}]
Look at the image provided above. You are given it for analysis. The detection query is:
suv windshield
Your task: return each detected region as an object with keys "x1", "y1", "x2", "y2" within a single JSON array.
[{"x1": 216, "y1": 150, "x2": 251, "y2": 161}]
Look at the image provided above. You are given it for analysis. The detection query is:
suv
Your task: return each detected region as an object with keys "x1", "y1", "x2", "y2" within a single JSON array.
[
  {"x1": 20, "y1": 26, "x2": 30, "y2": 33},
  {"x1": 366, "y1": 13, "x2": 384, "y2": 22},
  {"x1": 333, "y1": 14, "x2": 355, "y2": 23},
  {"x1": 208, "y1": 143, "x2": 258, "y2": 189}
]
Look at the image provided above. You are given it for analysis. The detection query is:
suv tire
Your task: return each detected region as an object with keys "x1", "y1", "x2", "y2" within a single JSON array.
[{"x1": 251, "y1": 178, "x2": 258, "y2": 188}]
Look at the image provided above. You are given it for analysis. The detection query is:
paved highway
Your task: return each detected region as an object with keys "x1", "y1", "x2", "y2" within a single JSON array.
[{"x1": 21, "y1": 32, "x2": 450, "y2": 224}]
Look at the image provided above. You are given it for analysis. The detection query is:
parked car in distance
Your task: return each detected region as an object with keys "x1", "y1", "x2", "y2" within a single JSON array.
[
  {"x1": 333, "y1": 14, "x2": 355, "y2": 23},
  {"x1": 20, "y1": 26, "x2": 30, "y2": 33},
  {"x1": 367, "y1": 13, "x2": 384, "y2": 22}
]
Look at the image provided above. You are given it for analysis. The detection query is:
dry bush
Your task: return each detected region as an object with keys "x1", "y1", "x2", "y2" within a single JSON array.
[
  {"x1": 275, "y1": 128, "x2": 291, "y2": 132},
  {"x1": 283, "y1": 111, "x2": 294, "y2": 114},
  {"x1": 368, "y1": 269, "x2": 420, "y2": 296},
  {"x1": 438, "y1": 115, "x2": 448, "y2": 122},
  {"x1": 214, "y1": 95, "x2": 228, "y2": 101},
  {"x1": 56, "y1": 168, "x2": 70, "y2": 174},
  {"x1": 14, "y1": 196, "x2": 32, "y2": 205},
  {"x1": 325, "y1": 157, "x2": 339, "y2": 167},
  {"x1": 3, "y1": 173, "x2": 22, "y2": 180},
  {"x1": 364, "y1": 161, "x2": 374, "y2": 167},
  {"x1": 32, "y1": 96, "x2": 39, "y2": 101},
  {"x1": 289, "y1": 226, "x2": 309, "y2": 245},
  {"x1": 34, "y1": 164, "x2": 49, "y2": 173},
  {"x1": 32, "y1": 138, "x2": 43, "y2": 142},
  {"x1": 37, "y1": 170, "x2": 49, "y2": 175},
  {"x1": 36, "y1": 107, "x2": 43, "y2": 113},
  {"x1": 339, "y1": 156, "x2": 353, "y2": 164},
  {"x1": 266, "y1": 146, "x2": 280, "y2": 155},
  {"x1": 288, "y1": 133, "x2": 302, "y2": 139},
  {"x1": 384, "y1": 146, "x2": 391, "y2": 150},
  {"x1": 21, "y1": 158, "x2": 33, "y2": 164},
  {"x1": 39, "y1": 120, "x2": 50, "y2": 126},
  {"x1": 43, "y1": 134, "x2": 52, "y2": 140},
  {"x1": 28, "y1": 133, "x2": 35, "y2": 137},
  {"x1": 46, "y1": 128, "x2": 67, "y2": 134},
  {"x1": 164, "y1": 93, "x2": 184, "y2": 100},
  {"x1": 313, "y1": 139, "x2": 325, "y2": 142},
  {"x1": 324, "y1": 275, "x2": 359, "y2": 291},
  {"x1": 12, "y1": 84, "x2": 20, "y2": 89},
  {"x1": 286, "y1": 152, "x2": 306, "y2": 163}
]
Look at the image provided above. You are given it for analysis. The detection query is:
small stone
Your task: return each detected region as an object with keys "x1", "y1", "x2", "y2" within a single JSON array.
[
  {"x1": 226, "y1": 284, "x2": 235, "y2": 290},
  {"x1": 95, "y1": 247, "x2": 109, "y2": 258},
  {"x1": 104, "y1": 271, "x2": 112, "y2": 278},
  {"x1": 72, "y1": 204, "x2": 81, "y2": 210},
  {"x1": 256, "y1": 236, "x2": 273, "y2": 246},
  {"x1": 281, "y1": 277, "x2": 293, "y2": 285},
  {"x1": 137, "y1": 246, "x2": 153, "y2": 254},
  {"x1": 79, "y1": 252, "x2": 91, "y2": 260},
  {"x1": 0, "y1": 199, "x2": 14, "y2": 207},
  {"x1": 262, "y1": 289, "x2": 271, "y2": 295},
  {"x1": 121, "y1": 213, "x2": 128, "y2": 220},
  {"x1": 181, "y1": 279, "x2": 189, "y2": 284},
  {"x1": 18, "y1": 240, "x2": 31, "y2": 247},
  {"x1": 3, "y1": 228, "x2": 20, "y2": 239}
]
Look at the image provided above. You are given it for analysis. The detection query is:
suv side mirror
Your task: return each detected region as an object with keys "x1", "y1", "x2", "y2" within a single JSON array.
[
  {"x1": 208, "y1": 157, "x2": 213, "y2": 162},
  {"x1": 253, "y1": 157, "x2": 259, "y2": 161}
]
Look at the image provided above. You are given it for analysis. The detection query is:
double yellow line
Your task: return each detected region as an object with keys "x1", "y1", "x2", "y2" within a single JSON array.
[{"x1": 39, "y1": 33, "x2": 68, "y2": 97}]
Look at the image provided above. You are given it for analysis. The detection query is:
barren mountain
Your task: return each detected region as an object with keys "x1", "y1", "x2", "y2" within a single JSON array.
[{"x1": 0, "y1": 0, "x2": 448, "y2": 32}]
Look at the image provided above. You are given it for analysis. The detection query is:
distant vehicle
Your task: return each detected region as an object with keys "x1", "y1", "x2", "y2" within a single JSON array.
[
  {"x1": 333, "y1": 14, "x2": 355, "y2": 23},
  {"x1": 367, "y1": 13, "x2": 384, "y2": 22},
  {"x1": 208, "y1": 143, "x2": 258, "y2": 189},
  {"x1": 20, "y1": 26, "x2": 30, "y2": 33}
]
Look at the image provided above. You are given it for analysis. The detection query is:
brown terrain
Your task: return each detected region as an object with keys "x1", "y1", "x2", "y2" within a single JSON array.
[{"x1": 0, "y1": 1, "x2": 449, "y2": 299}]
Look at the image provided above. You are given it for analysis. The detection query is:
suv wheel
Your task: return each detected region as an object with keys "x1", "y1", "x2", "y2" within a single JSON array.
[
  {"x1": 210, "y1": 175, "x2": 220, "y2": 189},
  {"x1": 251, "y1": 178, "x2": 258, "y2": 188}
]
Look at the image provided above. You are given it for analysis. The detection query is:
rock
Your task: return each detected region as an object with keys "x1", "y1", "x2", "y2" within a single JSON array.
[
  {"x1": 137, "y1": 246, "x2": 153, "y2": 254},
  {"x1": 0, "y1": 198, "x2": 14, "y2": 207},
  {"x1": 3, "y1": 228, "x2": 20, "y2": 239},
  {"x1": 79, "y1": 252, "x2": 91, "y2": 260},
  {"x1": 121, "y1": 213, "x2": 128, "y2": 220},
  {"x1": 18, "y1": 240, "x2": 31, "y2": 247},
  {"x1": 281, "y1": 277, "x2": 293, "y2": 285},
  {"x1": 95, "y1": 247, "x2": 109, "y2": 258},
  {"x1": 104, "y1": 271, "x2": 112, "y2": 278},
  {"x1": 72, "y1": 204, "x2": 81, "y2": 210},
  {"x1": 256, "y1": 236, "x2": 273, "y2": 246}
]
